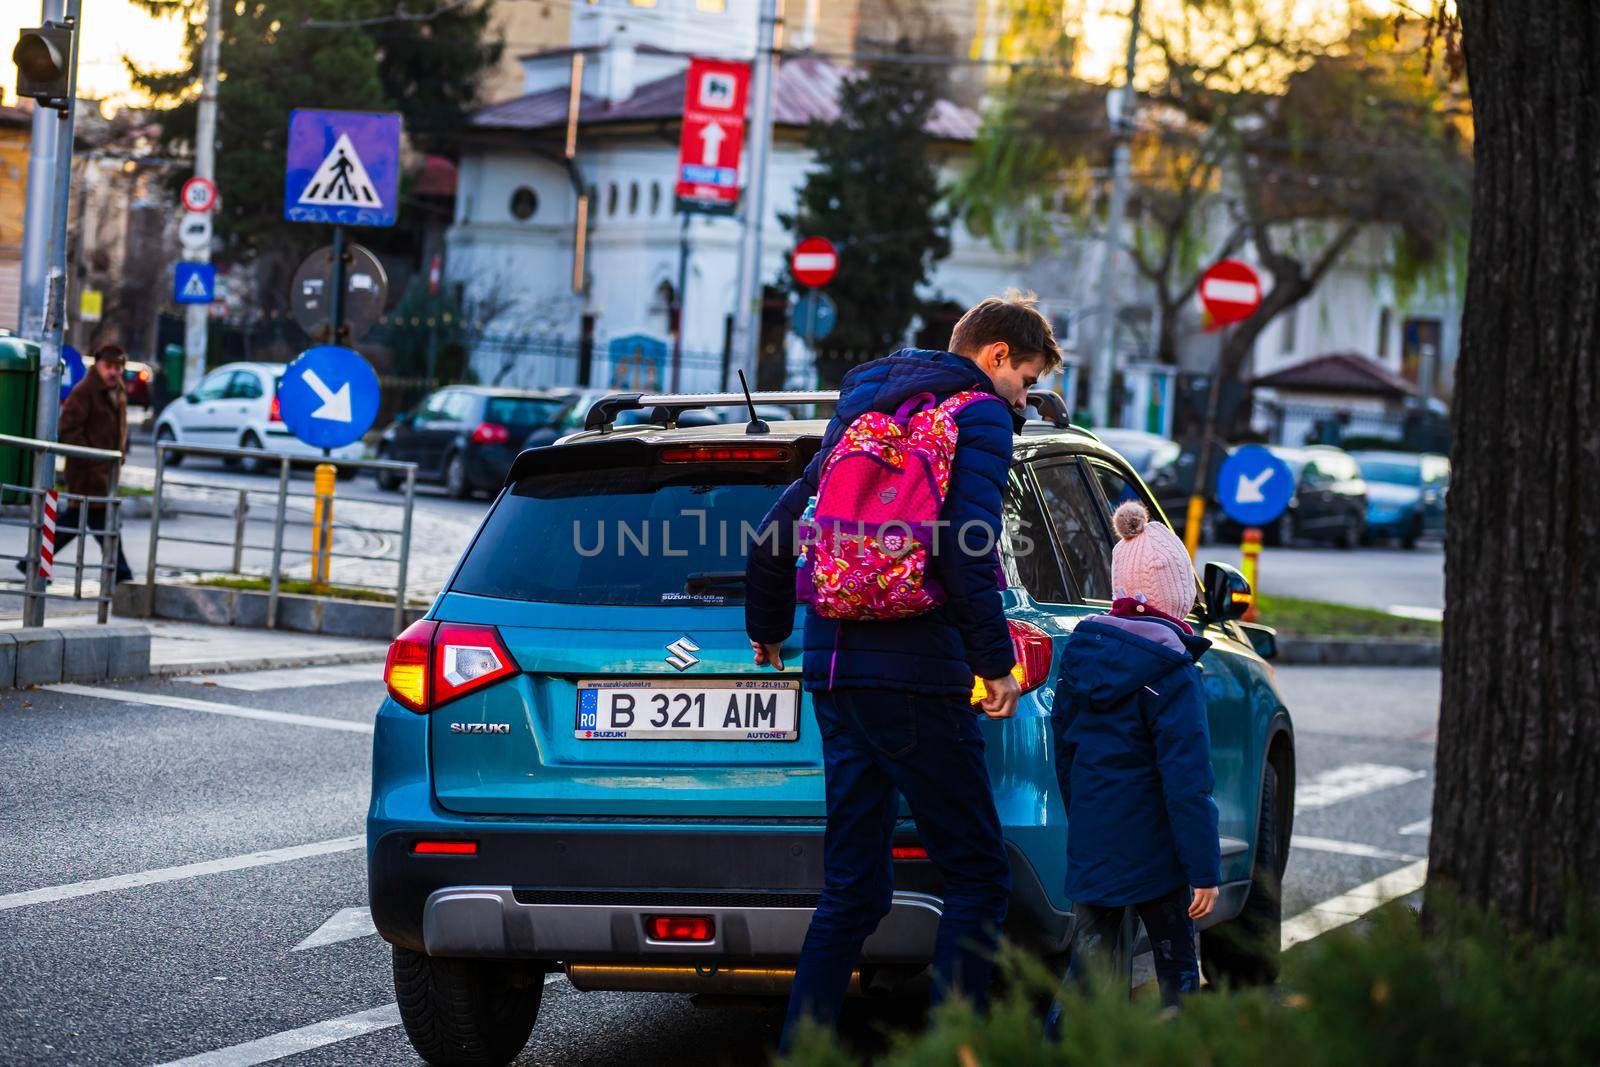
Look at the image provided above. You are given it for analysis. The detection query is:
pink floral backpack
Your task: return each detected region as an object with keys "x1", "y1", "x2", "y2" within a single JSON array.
[{"x1": 797, "y1": 390, "x2": 1005, "y2": 620}]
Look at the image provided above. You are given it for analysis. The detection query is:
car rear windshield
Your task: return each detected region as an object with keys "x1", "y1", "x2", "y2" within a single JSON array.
[
  {"x1": 1356, "y1": 458, "x2": 1422, "y2": 486},
  {"x1": 485, "y1": 396, "x2": 564, "y2": 429},
  {"x1": 450, "y1": 446, "x2": 808, "y2": 606}
]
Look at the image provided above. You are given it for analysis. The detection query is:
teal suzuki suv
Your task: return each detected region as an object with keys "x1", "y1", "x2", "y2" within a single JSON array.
[{"x1": 368, "y1": 390, "x2": 1296, "y2": 1067}]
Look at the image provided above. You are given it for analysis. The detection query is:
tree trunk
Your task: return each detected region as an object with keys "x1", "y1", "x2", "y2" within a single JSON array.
[{"x1": 1427, "y1": 0, "x2": 1600, "y2": 935}]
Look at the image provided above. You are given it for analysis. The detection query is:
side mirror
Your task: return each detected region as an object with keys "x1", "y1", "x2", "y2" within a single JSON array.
[
  {"x1": 184, "y1": 392, "x2": 199, "y2": 404},
  {"x1": 1202, "y1": 560, "x2": 1252, "y2": 624}
]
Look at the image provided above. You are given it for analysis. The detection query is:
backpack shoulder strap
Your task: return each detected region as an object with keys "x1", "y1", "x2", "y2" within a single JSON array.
[{"x1": 936, "y1": 390, "x2": 1008, "y2": 417}]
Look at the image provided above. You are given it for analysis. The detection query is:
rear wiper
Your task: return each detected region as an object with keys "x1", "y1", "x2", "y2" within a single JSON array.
[{"x1": 684, "y1": 571, "x2": 746, "y2": 596}]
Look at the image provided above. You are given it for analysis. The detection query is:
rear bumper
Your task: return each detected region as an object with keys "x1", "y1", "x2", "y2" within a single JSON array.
[{"x1": 368, "y1": 826, "x2": 1073, "y2": 960}]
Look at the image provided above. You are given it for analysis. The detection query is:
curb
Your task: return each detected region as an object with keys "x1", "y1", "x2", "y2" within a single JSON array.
[
  {"x1": 1274, "y1": 637, "x2": 1440, "y2": 667},
  {"x1": 153, "y1": 647, "x2": 387, "y2": 677}
]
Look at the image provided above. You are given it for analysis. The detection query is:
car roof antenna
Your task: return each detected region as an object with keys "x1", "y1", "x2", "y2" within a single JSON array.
[{"x1": 738, "y1": 370, "x2": 770, "y2": 436}]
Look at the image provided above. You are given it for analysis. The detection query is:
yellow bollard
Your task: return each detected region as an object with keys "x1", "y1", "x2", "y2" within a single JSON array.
[
  {"x1": 1183, "y1": 494, "x2": 1207, "y2": 560},
  {"x1": 311, "y1": 463, "x2": 337, "y2": 592},
  {"x1": 1240, "y1": 526, "x2": 1261, "y2": 621}
]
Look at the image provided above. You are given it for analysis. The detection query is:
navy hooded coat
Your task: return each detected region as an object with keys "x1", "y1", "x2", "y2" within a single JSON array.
[
  {"x1": 744, "y1": 349, "x2": 1023, "y2": 696},
  {"x1": 1052, "y1": 612, "x2": 1222, "y2": 906}
]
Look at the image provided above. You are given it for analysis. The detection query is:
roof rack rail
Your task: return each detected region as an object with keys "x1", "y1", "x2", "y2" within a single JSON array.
[
  {"x1": 584, "y1": 390, "x2": 840, "y2": 432},
  {"x1": 1024, "y1": 388, "x2": 1099, "y2": 439}
]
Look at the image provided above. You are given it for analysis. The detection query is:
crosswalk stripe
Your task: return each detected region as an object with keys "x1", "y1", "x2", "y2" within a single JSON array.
[
  {"x1": 46, "y1": 683, "x2": 374, "y2": 734},
  {"x1": 1291, "y1": 835, "x2": 1422, "y2": 862},
  {"x1": 1281, "y1": 859, "x2": 1429, "y2": 949},
  {"x1": 1295, "y1": 763, "x2": 1426, "y2": 812},
  {"x1": 0, "y1": 836, "x2": 363, "y2": 913}
]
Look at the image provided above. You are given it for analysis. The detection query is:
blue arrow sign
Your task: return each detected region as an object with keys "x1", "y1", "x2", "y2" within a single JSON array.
[
  {"x1": 790, "y1": 291, "x2": 837, "y2": 342},
  {"x1": 277, "y1": 345, "x2": 380, "y2": 449},
  {"x1": 174, "y1": 262, "x2": 216, "y2": 305},
  {"x1": 59, "y1": 344, "x2": 84, "y2": 403},
  {"x1": 284, "y1": 110, "x2": 401, "y2": 227},
  {"x1": 1217, "y1": 445, "x2": 1295, "y2": 527}
]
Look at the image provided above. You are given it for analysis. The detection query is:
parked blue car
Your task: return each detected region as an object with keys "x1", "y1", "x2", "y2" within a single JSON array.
[
  {"x1": 368, "y1": 390, "x2": 1297, "y2": 1067},
  {"x1": 1350, "y1": 450, "x2": 1450, "y2": 548}
]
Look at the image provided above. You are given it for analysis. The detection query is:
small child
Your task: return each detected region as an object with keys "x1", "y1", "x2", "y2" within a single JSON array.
[{"x1": 1051, "y1": 500, "x2": 1220, "y2": 1010}]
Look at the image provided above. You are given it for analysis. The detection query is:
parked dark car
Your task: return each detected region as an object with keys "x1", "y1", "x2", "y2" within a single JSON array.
[
  {"x1": 1219, "y1": 444, "x2": 1367, "y2": 547},
  {"x1": 1095, "y1": 428, "x2": 1230, "y2": 542},
  {"x1": 1350, "y1": 450, "x2": 1449, "y2": 548},
  {"x1": 374, "y1": 387, "x2": 568, "y2": 497},
  {"x1": 520, "y1": 388, "x2": 723, "y2": 450}
]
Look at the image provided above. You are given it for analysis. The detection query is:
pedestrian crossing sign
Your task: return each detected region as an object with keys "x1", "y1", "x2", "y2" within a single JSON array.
[
  {"x1": 174, "y1": 262, "x2": 216, "y2": 305},
  {"x1": 283, "y1": 110, "x2": 401, "y2": 227}
]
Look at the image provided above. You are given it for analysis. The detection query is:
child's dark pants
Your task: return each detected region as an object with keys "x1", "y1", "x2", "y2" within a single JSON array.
[
  {"x1": 780, "y1": 688, "x2": 1012, "y2": 1052},
  {"x1": 1062, "y1": 885, "x2": 1201, "y2": 1011}
]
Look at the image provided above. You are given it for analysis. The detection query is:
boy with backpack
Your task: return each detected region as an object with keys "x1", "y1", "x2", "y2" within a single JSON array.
[
  {"x1": 745, "y1": 291, "x2": 1062, "y2": 1049},
  {"x1": 1049, "y1": 500, "x2": 1220, "y2": 1017}
]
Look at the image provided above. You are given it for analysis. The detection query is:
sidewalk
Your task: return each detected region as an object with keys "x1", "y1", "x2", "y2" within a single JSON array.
[{"x1": 0, "y1": 610, "x2": 388, "y2": 676}]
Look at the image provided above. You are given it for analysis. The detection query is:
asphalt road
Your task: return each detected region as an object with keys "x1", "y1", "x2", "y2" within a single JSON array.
[
  {"x1": 1199, "y1": 540, "x2": 1444, "y2": 615},
  {"x1": 0, "y1": 661, "x2": 1439, "y2": 1066}
]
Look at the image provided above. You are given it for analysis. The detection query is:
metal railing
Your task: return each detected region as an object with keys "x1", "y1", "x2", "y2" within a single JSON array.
[
  {"x1": 0, "y1": 432, "x2": 125, "y2": 626},
  {"x1": 144, "y1": 442, "x2": 420, "y2": 633}
]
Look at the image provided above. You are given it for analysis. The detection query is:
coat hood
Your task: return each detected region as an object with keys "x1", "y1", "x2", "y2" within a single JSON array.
[
  {"x1": 1062, "y1": 614, "x2": 1211, "y2": 710},
  {"x1": 835, "y1": 348, "x2": 1026, "y2": 431}
]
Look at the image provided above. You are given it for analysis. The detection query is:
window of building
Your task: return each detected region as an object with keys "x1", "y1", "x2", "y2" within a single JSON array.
[
  {"x1": 1378, "y1": 307, "x2": 1393, "y2": 360},
  {"x1": 650, "y1": 181, "x2": 662, "y2": 215},
  {"x1": 628, "y1": 0, "x2": 657, "y2": 7},
  {"x1": 1280, "y1": 303, "x2": 1297, "y2": 355},
  {"x1": 509, "y1": 186, "x2": 538, "y2": 221},
  {"x1": 696, "y1": 0, "x2": 725, "y2": 10},
  {"x1": 606, "y1": 183, "x2": 618, "y2": 217},
  {"x1": 628, "y1": 182, "x2": 639, "y2": 216}
]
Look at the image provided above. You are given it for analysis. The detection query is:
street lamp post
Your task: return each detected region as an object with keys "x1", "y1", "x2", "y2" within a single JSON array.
[
  {"x1": 729, "y1": 0, "x2": 782, "y2": 387},
  {"x1": 183, "y1": 0, "x2": 223, "y2": 395}
]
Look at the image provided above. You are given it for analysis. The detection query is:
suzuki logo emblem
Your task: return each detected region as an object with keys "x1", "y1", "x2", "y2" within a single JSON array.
[{"x1": 665, "y1": 635, "x2": 701, "y2": 672}]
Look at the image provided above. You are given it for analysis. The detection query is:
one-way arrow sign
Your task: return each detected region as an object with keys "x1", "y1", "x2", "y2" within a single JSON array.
[
  {"x1": 302, "y1": 368, "x2": 353, "y2": 422},
  {"x1": 276, "y1": 344, "x2": 380, "y2": 450}
]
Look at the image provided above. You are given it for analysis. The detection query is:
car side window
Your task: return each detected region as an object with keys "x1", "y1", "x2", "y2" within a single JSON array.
[
  {"x1": 226, "y1": 371, "x2": 263, "y2": 400},
  {"x1": 1031, "y1": 459, "x2": 1114, "y2": 602},
  {"x1": 1301, "y1": 459, "x2": 1327, "y2": 486},
  {"x1": 193, "y1": 371, "x2": 232, "y2": 402},
  {"x1": 414, "y1": 392, "x2": 453, "y2": 425},
  {"x1": 1089, "y1": 458, "x2": 1205, "y2": 615},
  {"x1": 1002, "y1": 470, "x2": 1071, "y2": 603},
  {"x1": 443, "y1": 392, "x2": 477, "y2": 422}
]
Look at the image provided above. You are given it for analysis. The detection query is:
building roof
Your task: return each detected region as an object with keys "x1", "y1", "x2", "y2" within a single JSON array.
[
  {"x1": 1252, "y1": 352, "x2": 1417, "y2": 398},
  {"x1": 473, "y1": 55, "x2": 980, "y2": 142}
]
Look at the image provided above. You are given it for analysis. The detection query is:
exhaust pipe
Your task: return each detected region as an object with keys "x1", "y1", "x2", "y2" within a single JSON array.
[{"x1": 565, "y1": 963, "x2": 861, "y2": 997}]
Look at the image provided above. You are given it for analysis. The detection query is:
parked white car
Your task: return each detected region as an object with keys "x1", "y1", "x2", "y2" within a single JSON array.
[{"x1": 153, "y1": 361, "x2": 364, "y2": 473}]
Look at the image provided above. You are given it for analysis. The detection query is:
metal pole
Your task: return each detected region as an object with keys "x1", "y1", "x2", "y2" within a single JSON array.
[
  {"x1": 394, "y1": 465, "x2": 415, "y2": 635},
  {"x1": 671, "y1": 211, "x2": 689, "y2": 392},
  {"x1": 144, "y1": 444, "x2": 164, "y2": 617},
  {"x1": 267, "y1": 456, "x2": 289, "y2": 628},
  {"x1": 1087, "y1": 0, "x2": 1143, "y2": 429},
  {"x1": 182, "y1": 0, "x2": 222, "y2": 394},
  {"x1": 15, "y1": 0, "x2": 62, "y2": 340},
  {"x1": 729, "y1": 0, "x2": 782, "y2": 386},
  {"x1": 231, "y1": 488, "x2": 248, "y2": 573},
  {"x1": 329, "y1": 225, "x2": 347, "y2": 346}
]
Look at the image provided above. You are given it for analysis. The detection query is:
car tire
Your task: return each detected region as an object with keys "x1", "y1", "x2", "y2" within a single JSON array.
[
  {"x1": 238, "y1": 432, "x2": 267, "y2": 475},
  {"x1": 1401, "y1": 516, "x2": 1421, "y2": 550},
  {"x1": 1338, "y1": 517, "x2": 1360, "y2": 550},
  {"x1": 445, "y1": 452, "x2": 470, "y2": 499},
  {"x1": 1201, "y1": 761, "x2": 1285, "y2": 989},
  {"x1": 392, "y1": 947, "x2": 542, "y2": 1067},
  {"x1": 156, "y1": 425, "x2": 183, "y2": 468},
  {"x1": 374, "y1": 447, "x2": 403, "y2": 491}
]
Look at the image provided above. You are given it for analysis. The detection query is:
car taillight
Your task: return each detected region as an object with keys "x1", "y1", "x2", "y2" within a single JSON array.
[
  {"x1": 646, "y1": 916, "x2": 714, "y2": 942},
  {"x1": 892, "y1": 845, "x2": 929, "y2": 861},
  {"x1": 970, "y1": 619, "x2": 1054, "y2": 704},
  {"x1": 384, "y1": 619, "x2": 519, "y2": 713},
  {"x1": 137, "y1": 368, "x2": 151, "y2": 382},
  {"x1": 471, "y1": 421, "x2": 510, "y2": 444},
  {"x1": 269, "y1": 394, "x2": 283, "y2": 422},
  {"x1": 659, "y1": 445, "x2": 790, "y2": 463}
]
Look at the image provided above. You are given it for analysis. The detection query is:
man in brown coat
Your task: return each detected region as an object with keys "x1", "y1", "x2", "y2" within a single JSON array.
[{"x1": 52, "y1": 343, "x2": 133, "y2": 582}]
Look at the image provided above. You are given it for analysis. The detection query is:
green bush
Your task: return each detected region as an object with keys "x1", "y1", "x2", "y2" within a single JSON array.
[{"x1": 780, "y1": 900, "x2": 1600, "y2": 1067}]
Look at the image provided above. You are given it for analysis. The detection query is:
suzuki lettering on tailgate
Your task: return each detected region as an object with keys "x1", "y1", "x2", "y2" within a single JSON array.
[{"x1": 575, "y1": 678, "x2": 800, "y2": 741}]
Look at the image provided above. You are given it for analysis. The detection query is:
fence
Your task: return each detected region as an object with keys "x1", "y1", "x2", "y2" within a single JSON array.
[
  {"x1": 143, "y1": 442, "x2": 420, "y2": 633},
  {"x1": 0, "y1": 433, "x2": 125, "y2": 626},
  {"x1": 464, "y1": 333, "x2": 728, "y2": 394},
  {"x1": 1254, "y1": 400, "x2": 1409, "y2": 449}
]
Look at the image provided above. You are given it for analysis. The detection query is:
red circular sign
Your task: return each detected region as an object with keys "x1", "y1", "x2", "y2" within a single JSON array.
[
  {"x1": 181, "y1": 176, "x2": 218, "y2": 213},
  {"x1": 791, "y1": 236, "x2": 838, "y2": 288},
  {"x1": 1198, "y1": 258, "x2": 1262, "y2": 326}
]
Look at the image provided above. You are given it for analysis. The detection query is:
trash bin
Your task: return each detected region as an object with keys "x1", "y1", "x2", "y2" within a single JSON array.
[
  {"x1": 161, "y1": 342, "x2": 184, "y2": 406},
  {"x1": 0, "y1": 338, "x2": 40, "y2": 504}
]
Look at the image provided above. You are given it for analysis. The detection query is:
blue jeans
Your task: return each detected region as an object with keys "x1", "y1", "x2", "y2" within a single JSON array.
[{"x1": 780, "y1": 688, "x2": 1012, "y2": 1051}]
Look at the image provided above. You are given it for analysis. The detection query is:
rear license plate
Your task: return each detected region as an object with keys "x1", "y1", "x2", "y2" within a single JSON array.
[{"x1": 575, "y1": 678, "x2": 800, "y2": 741}]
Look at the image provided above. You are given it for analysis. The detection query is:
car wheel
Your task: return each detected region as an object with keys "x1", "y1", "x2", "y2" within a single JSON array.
[
  {"x1": 1201, "y1": 761, "x2": 1285, "y2": 989},
  {"x1": 1338, "y1": 517, "x2": 1361, "y2": 550},
  {"x1": 1275, "y1": 511, "x2": 1296, "y2": 548},
  {"x1": 334, "y1": 463, "x2": 358, "y2": 481},
  {"x1": 445, "y1": 452, "x2": 470, "y2": 499},
  {"x1": 374, "y1": 447, "x2": 403, "y2": 491},
  {"x1": 1401, "y1": 516, "x2": 1421, "y2": 550},
  {"x1": 238, "y1": 432, "x2": 267, "y2": 475},
  {"x1": 155, "y1": 425, "x2": 183, "y2": 468},
  {"x1": 392, "y1": 947, "x2": 542, "y2": 1067}
]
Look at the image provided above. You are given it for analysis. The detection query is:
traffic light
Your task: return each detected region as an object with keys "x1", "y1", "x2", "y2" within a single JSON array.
[{"x1": 13, "y1": 23, "x2": 74, "y2": 110}]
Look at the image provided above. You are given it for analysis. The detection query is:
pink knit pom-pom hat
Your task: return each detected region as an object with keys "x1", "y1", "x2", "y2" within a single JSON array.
[{"x1": 1109, "y1": 500, "x2": 1195, "y2": 621}]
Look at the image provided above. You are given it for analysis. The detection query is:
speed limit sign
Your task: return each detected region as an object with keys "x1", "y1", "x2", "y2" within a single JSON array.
[{"x1": 181, "y1": 176, "x2": 218, "y2": 213}]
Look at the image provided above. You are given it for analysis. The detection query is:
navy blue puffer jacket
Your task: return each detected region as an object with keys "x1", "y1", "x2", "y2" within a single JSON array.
[
  {"x1": 744, "y1": 349, "x2": 1022, "y2": 696},
  {"x1": 1051, "y1": 612, "x2": 1221, "y2": 906}
]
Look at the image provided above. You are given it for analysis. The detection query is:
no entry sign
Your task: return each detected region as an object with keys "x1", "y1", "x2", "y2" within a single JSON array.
[
  {"x1": 791, "y1": 237, "x2": 838, "y2": 288},
  {"x1": 1199, "y1": 258, "x2": 1262, "y2": 330}
]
